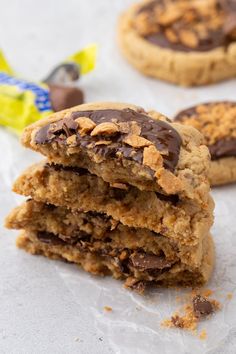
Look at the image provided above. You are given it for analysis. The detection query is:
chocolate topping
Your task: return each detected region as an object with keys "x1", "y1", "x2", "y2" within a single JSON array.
[
  {"x1": 135, "y1": 0, "x2": 235, "y2": 52},
  {"x1": 209, "y1": 138, "x2": 236, "y2": 160},
  {"x1": 130, "y1": 252, "x2": 173, "y2": 271},
  {"x1": 192, "y1": 295, "x2": 214, "y2": 318},
  {"x1": 175, "y1": 102, "x2": 236, "y2": 160},
  {"x1": 35, "y1": 108, "x2": 182, "y2": 172}
]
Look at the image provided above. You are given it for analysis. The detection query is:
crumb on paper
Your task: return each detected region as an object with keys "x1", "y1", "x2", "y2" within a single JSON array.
[
  {"x1": 104, "y1": 306, "x2": 112, "y2": 312},
  {"x1": 161, "y1": 290, "x2": 221, "y2": 334},
  {"x1": 227, "y1": 292, "x2": 233, "y2": 300},
  {"x1": 199, "y1": 329, "x2": 207, "y2": 340},
  {"x1": 74, "y1": 337, "x2": 80, "y2": 342}
]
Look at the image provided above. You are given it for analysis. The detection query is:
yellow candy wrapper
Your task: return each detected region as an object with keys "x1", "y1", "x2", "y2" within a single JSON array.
[
  {"x1": 67, "y1": 43, "x2": 97, "y2": 75},
  {"x1": 0, "y1": 44, "x2": 97, "y2": 134}
]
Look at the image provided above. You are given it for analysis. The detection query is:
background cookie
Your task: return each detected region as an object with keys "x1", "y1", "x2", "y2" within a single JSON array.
[
  {"x1": 118, "y1": 0, "x2": 236, "y2": 86},
  {"x1": 174, "y1": 101, "x2": 236, "y2": 186}
]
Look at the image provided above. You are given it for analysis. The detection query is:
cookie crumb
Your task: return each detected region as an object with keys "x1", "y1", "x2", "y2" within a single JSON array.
[
  {"x1": 104, "y1": 306, "x2": 112, "y2": 312},
  {"x1": 199, "y1": 329, "x2": 207, "y2": 340},
  {"x1": 162, "y1": 292, "x2": 221, "y2": 333},
  {"x1": 227, "y1": 293, "x2": 233, "y2": 300}
]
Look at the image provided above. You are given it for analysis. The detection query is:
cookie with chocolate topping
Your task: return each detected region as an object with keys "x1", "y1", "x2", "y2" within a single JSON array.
[
  {"x1": 174, "y1": 101, "x2": 236, "y2": 186},
  {"x1": 21, "y1": 102, "x2": 210, "y2": 203},
  {"x1": 118, "y1": 0, "x2": 236, "y2": 86}
]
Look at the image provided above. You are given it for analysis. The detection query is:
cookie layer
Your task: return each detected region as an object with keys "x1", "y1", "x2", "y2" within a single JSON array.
[
  {"x1": 12, "y1": 162, "x2": 214, "y2": 246},
  {"x1": 16, "y1": 231, "x2": 215, "y2": 290},
  {"x1": 6, "y1": 199, "x2": 208, "y2": 267},
  {"x1": 174, "y1": 101, "x2": 236, "y2": 185},
  {"x1": 21, "y1": 102, "x2": 210, "y2": 200},
  {"x1": 118, "y1": 0, "x2": 236, "y2": 86}
]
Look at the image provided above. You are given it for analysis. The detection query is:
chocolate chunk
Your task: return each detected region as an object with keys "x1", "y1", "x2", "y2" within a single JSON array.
[
  {"x1": 192, "y1": 295, "x2": 214, "y2": 318},
  {"x1": 37, "y1": 231, "x2": 66, "y2": 245},
  {"x1": 35, "y1": 108, "x2": 182, "y2": 172},
  {"x1": 130, "y1": 252, "x2": 172, "y2": 271},
  {"x1": 48, "y1": 84, "x2": 84, "y2": 112},
  {"x1": 44, "y1": 63, "x2": 80, "y2": 85},
  {"x1": 155, "y1": 192, "x2": 179, "y2": 204},
  {"x1": 45, "y1": 163, "x2": 88, "y2": 176}
]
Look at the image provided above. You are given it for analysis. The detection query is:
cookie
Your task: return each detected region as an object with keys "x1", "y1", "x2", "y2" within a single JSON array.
[
  {"x1": 11, "y1": 162, "x2": 214, "y2": 247},
  {"x1": 6, "y1": 101, "x2": 215, "y2": 290},
  {"x1": 16, "y1": 230, "x2": 215, "y2": 291},
  {"x1": 118, "y1": 0, "x2": 236, "y2": 86},
  {"x1": 174, "y1": 101, "x2": 236, "y2": 186},
  {"x1": 21, "y1": 102, "x2": 210, "y2": 204},
  {"x1": 5, "y1": 199, "x2": 212, "y2": 268}
]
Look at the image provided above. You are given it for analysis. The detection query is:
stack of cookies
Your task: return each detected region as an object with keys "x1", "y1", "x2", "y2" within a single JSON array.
[{"x1": 6, "y1": 102, "x2": 215, "y2": 292}]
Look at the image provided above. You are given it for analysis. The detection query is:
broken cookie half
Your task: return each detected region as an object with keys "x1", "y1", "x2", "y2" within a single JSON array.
[{"x1": 6, "y1": 102, "x2": 215, "y2": 292}]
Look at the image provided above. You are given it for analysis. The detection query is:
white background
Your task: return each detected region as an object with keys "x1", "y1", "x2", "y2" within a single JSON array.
[{"x1": 0, "y1": 1, "x2": 236, "y2": 353}]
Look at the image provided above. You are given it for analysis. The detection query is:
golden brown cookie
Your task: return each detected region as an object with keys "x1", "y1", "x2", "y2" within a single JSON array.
[
  {"x1": 118, "y1": 0, "x2": 236, "y2": 86},
  {"x1": 174, "y1": 101, "x2": 236, "y2": 186},
  {"x1": 21, "y1": 102, "x2": 211, "y2": 205},
  {"x1": 6, "y1": 101, "x2": 215, "y2": 291},
  {"x1": 16, "y1": 230, "x2": 215, "y2": 290}
]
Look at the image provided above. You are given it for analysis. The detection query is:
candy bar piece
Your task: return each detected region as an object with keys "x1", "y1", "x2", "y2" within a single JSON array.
[
  {"x1": 12, "y1": 162, "x2": 214, "y2": 247},
  {"x1": 21, "y1": 102, "x2": 210, "y2": 202},
  {"x1": 16, "y1": 230, "x2": 215, "y2": 291},
  {"x1": 48, "y1": 84, "x2": 84, "y2": 112},
  {"x1": 174, "y1": 101, "x2": 236, "y2": 186},
  {"x1": 6, "y1": 199, "x2": 209, "y2": 267}
]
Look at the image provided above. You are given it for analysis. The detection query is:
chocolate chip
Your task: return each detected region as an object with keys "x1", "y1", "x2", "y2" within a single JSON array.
[
  {"x1": 109, "y1": 188, "x2": 127, "y2": 201},
  {"x1": 192, "y1": 295, "x2": 214, "y2": 318},
  {"x1": 130, "y1": 252, "x2": 172, "y2": 271},
  {"x1": 37, "y1": 231, "x2": 66, "y2": 245},
  {"x1": 48, "y1": 84, "x2": 84, "y2": 112}
]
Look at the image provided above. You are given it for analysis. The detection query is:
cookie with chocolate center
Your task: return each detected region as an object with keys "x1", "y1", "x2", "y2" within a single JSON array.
[
  {"x1": 21, "y1": 102, "x2": 211, "y2": 203},
  {"x1": 118, "y1": 0, "x2": 236, "y2": 86},
  {"x1": 174, "y1": 101, "x2": 236, "y2": 185}
]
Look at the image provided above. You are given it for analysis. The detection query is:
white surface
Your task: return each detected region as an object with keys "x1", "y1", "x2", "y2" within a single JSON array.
[{"x1": 0, "y1": 1, "x2": 236, "y2": 353}]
